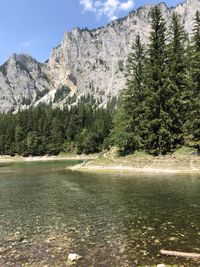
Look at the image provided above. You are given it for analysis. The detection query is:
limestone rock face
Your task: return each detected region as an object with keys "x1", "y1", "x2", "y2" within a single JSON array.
[
  {"x1": 0, "y1": 54, "x2": 53, "y2": 112},
  {"x1": 0, "y1": 0, "x2": 200, "y2": 112}
]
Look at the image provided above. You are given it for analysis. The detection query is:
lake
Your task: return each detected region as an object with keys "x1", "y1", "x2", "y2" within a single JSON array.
[{"x1": 0, "y1": 160, "x2": 200, "y2": 266}]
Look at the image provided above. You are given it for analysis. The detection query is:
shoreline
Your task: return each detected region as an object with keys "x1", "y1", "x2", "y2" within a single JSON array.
[
  {"x1": 68, "y1": 149, "x2": 200, "y2": 174},
  {"x1": 69, "y1": 164, "x2": 200, "y2": 174},
  {"x1": 1, "y1": 151, "x2": 200, "y2": 174},
  {"x1": 0, "y1": 154, "x2": 97, "y2": 163}
]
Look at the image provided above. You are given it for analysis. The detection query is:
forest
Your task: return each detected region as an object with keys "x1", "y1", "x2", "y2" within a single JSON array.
[
  {"x1": 0, "y1": 96, "x2": 116, "y2": 156},
  {"x1": 0, "y1": 6, "x2": 200, "y2": 157}
]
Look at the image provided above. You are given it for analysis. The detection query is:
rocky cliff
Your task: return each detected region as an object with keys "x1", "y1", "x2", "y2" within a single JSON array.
[{"x1": 0, "y1": 0, "x2": 199, "y2": 112}]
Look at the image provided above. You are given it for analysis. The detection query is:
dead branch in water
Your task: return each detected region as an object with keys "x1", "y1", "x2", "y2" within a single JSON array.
[{"x1": 160, "y1": 249, "x2": 200, "y2": 258}]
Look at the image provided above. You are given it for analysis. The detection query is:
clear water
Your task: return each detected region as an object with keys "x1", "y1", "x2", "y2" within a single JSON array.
[{"x1": 0, "y1": 161, "x2": 200, "y2": 266}]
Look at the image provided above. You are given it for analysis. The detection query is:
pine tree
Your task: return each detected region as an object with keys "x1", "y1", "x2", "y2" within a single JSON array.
[
  {"x1": 189, "y1": 11, "x2": 200, "y2": 153},
  {"x1": 0, "y1": 115, "x2": 6, "y2": 155},
  {"x1": 15, "y1": 124, "x2": 23, "y2": 154},
  {"x1": 163, "y1": 12, "x2": 189, "y2": 150},
  {"x1": 112, "y1": 34, "x2": 146, "y2": 154},
  {"x1": 144, "y1": 5, "x2": 168, "y2": 155}
]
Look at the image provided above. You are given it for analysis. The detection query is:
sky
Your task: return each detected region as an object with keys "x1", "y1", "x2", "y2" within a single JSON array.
[{"x1": 0, "y1": 0, "x2": 183, "y2": 64}]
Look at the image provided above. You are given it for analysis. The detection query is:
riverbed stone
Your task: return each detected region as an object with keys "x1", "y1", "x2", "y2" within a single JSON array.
[
  {"x1": 45, "y1": 236, "x2": 56, "y2": 243},
  {"x1": 68, "y1": 253, "x2": 82, "y2": 261},
  {"x1": 3, "y1": 234, "x2": 24, "y2": 242},
  {"x1": 154, "y1": 239, "x2": 160, "y2": 244},
  {"x1": 168, "y1": 236, "x2": 178, "y2": 241},
  {"x1": 0, "y1": 247, "x2": 7, "y2": 253},
  {"x1": 157, "y1": 264, "x2": 166, "y2": 267}
]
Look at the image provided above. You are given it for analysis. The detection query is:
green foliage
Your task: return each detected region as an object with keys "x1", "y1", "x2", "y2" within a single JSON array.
[
  {"x1": 187, "y1": 11, "x2": 200, "y2": 153},
  {"x1": 54, "y1": 86, "x2": 71, "y2": 103},
  {"x1": 22, "y1": 97, "x2": 32, "y2": 106},
  {"x1": 112, "y1": 34, "x2": 146, "y2": 154},
  {"x1": 113, "y1": 6, "x2": 200, "y2": 156},
  {"x1": 173, "y1": 146, "x2": 196, "y2": 155},
  {"x1": 143, "y1": 6, "x2": 168, "y2": 155},
  {"x1": 159, "y1": 12, "x2": 189, "y2": 152},
  {"x1": 0, "y1": 96, "x2": 116, "y2": 156},
  {"x1": 64, "y1": 94, "x2": 77, "y2": 105},
  {"x1": 36, "y1": 89, "x2": 49, "y2": 101}
]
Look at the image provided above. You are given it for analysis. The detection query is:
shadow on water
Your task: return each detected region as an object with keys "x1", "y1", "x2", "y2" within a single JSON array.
[{"x1": 0, "y1": 162, "x2": 200, "y2": 266}]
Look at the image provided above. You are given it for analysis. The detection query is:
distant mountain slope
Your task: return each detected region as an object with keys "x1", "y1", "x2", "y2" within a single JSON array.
[{"x1": 0, "y1": 0, "x2": 199, "y2": 112}]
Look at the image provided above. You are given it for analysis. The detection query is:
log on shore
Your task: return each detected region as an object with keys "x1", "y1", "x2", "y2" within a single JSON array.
[{"x1": 160, "y1": 249, "x2": 200, "y2": 259}]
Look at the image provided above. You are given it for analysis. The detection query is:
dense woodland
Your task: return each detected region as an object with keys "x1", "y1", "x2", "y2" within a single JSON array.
[
  {"x1": 112, "y1": 7, "x2": 200, "y2": 155},
  {"x1": 0, "y1": 96, "x2": 116, "y2": 156},
  {"x1": 0, "y1": 6, "x2": 200, "y2": 156}
]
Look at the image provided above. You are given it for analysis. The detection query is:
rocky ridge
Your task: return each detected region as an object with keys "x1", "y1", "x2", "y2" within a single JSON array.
[{"x1": 0, "y1": 0, "x2": 200, "y2": 112}]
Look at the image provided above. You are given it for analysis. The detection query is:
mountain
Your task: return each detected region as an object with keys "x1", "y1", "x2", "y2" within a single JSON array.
[{"x1": 0, "y1": 0, "x2": 200, "y2": 112}]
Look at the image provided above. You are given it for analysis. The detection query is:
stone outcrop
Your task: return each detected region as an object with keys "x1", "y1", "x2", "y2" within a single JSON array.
[
  {"x1": 0, "y1": 0, "x2": 199, "y2": 112},
  {"x1": 0, "y1": 54, "x2": 53, "y2": 112}
]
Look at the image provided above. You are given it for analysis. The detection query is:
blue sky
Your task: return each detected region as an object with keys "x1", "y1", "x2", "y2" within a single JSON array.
[{"x1": 0, "y1": 0, "x2": 183, "y2": 64}]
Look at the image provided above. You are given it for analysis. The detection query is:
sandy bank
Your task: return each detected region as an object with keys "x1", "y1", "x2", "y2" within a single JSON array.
[
  {"x1": 69, "y1": 164, "x2": 200, "y2": 174},
  {"x1": 0, "y1": 154, "x2": 97, "y2": 163},
  {"x1": 68, "y1": 149, "x2": 200, "y2": 174}
]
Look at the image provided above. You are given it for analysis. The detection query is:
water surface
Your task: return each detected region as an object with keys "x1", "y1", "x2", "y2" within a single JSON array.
[{"x1": 0, "y1": 161, "x2": 200, "y2": 266}]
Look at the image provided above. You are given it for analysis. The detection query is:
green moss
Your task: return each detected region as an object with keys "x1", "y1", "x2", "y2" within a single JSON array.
[{"x1": 173, "y1": 146, "x2": 197, "y2": 156}]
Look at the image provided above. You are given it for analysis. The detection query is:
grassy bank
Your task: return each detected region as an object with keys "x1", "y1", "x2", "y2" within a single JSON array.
[
  {"x1": 69, "y1": 147, "x2": 200, "y2": 173},
  {"x1": 1, "y1": 147, "x2": 200, "y2": 173},
  {"x1": 0, "y1": 153, "x2": 97, "y2": 164}
]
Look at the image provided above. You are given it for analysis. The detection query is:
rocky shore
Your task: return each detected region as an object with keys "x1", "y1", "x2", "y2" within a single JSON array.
[{"x1": 68, "y1": 149, "x2": 200, "y2": 174}]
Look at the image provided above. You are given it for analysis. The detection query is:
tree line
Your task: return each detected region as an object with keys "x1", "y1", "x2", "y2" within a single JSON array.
[
  {"x1": 0, "y1": 96, "x2": 116, "y2": 156},
  {"x1": 112, "y1": 7, "x2": 200, "y2": 155}
]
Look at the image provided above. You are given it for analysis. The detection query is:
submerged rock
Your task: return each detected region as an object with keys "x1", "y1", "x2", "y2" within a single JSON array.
[
  {"x1": 68, "y1": 253, "x2": 82, "y2": 262},
  {"x1": 154, "y1": 239, "x2": 160, "y2": 244},
  {"x1": 45, "y1": 236, "x2": 56, "y2": 243},
  {"x1": 168, "y1": 236, "x2": 178, "y2": 241},
  {"x1": 0, "y1": 247, "x2": 7, "y2": 253},
  {"x1": 3, "y1": 234, "x2": 24, "y2": 243}
]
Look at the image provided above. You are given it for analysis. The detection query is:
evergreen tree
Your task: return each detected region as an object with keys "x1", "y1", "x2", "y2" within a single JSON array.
[
  {"x1": 14, "y1": 124, "x2": 23, "y2": 154},
  {"x1": 0, "y1": 96, "x2": 116, "y2": 156},
  {"x1": 144, "y1": 5, "x2": 168, "y2": 155},
  {"x1": 112, "y1": 34, "x2": 146, "y2": 154},
  {"x1": 162, "y1": 12, "x2": 189, "y2": 151},
  {"x1": 188, "y1": 11, "x2": 200, "y2": 153},
  {"x1": 4, "y1": 115, "x2": 15, "y2": 155},
  {"x1": 0, "y1": 115, "x2": 6, "y2": 155}
]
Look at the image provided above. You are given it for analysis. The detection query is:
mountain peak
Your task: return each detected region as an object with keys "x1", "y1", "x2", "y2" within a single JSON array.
[{"x1": 1, "y1": 0, "x2": 200, "y2": 112}]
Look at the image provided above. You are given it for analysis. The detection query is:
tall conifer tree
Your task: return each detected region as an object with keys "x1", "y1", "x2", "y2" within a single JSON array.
[
  {"x1": 144, "y1": 6, "x2": 168, "y2": 155},
  {"x1": 189, "y1": 11, "x2": 200, "y2": 153},
  {"x1": 112, "y1": 34, "x2": 146, "y2": 154},
  {"x1": 163, "y1": 12, "x2": 188, "y2": 150}
]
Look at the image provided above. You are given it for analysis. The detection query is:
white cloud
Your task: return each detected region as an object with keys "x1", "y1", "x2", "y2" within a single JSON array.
[
  {"x1": 80, "y1": 0, "x2": 134, "y2": 21},
  {"x1": 21, "y1": 41, "x2": 32, "y2": 48},
  {"x1": 80, "y1": 0, "x2": 93, "y2": 11},
  {"x1": 119, "y1": 0, "x2": 134, "y2": 10}
]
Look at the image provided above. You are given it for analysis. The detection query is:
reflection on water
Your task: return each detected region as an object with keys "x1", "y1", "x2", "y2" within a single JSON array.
[{"x1": 0, "y1": 161, "x2": 200, "y2": 266}]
